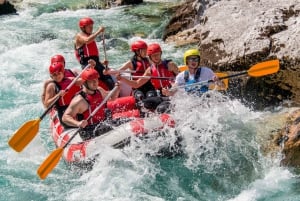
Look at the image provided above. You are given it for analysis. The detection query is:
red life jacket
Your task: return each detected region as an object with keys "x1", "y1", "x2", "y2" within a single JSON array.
[
  {"x1": 54, "y1": 69, "x2": 81, "y2": 107},
  {"x1": 79, "y1": 90, "x2": 106, "y2": 125},
  {"x1": 150, "y1": 60, "x2": 175, "y2": 90},
  {"x1": 75, "y1": 36, "x2": 99, "y2": 64},
  {"x1": 131, "y1": 57, "x2": 155, "y2": 93},
  {"x1": 54, "y1": 69, "x2": 81, "y2": 108},
  {"x1": 131, "y1": 56, "x2": 150, "y2": 76}
]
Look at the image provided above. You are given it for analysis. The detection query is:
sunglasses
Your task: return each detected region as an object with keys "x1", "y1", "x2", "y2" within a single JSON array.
[{"x1": 187, "y1": 57, "x2": 200, "y2": 62}]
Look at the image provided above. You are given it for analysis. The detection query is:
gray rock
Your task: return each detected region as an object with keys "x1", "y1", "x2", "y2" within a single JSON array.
[
  {"x1": 0, "y1": 0, "x2": 17, "y2": 15},
  {"x1": 275, "y1": 109, "x2": 300, "y2": 167},
  {"x1": 114, "y1": 0, "x2": 143, "y2": 6},
  {"x1": 164, "y1": 0, "x2": 300, "y2": 109}
]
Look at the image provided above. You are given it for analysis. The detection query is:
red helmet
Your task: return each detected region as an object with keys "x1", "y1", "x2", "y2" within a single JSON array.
[
  {"x1": 81, "y1": 68, "x2": 99, "y2": 81},
  {"x1": 147, "y1": 43, "x2": 162, "y2": 56},
  {"x1": 50, "y1": 54, "x2": 65, "y2": 64},
  {"x1": 79, "y1": 17, "x2": 94, "y2": 28},
  {"x1": 131, "y1": 40, "x2": 147, "y2": 52},
  {"x1": 49, "y1": 63, "x2": 64, "y2": 74}
]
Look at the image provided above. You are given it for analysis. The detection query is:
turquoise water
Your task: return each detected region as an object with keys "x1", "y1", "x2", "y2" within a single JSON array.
[{"x1": 1, "y1": 1, "x2": 299, "y2": 201}]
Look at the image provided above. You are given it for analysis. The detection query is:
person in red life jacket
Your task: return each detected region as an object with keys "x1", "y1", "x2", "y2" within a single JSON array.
[
  {"x1": 62, "y1": 68, "x2": 121, "y2": 141},
  {"x1": 44, "y1": 62, "x2": 83, "y2": 128},
  {"x1": 41, "y1": 54, "x2": 89, "y2": 106},
  {"x1": 104, "y1": 40, "x2": 155, "y2": 99},
  {"x1": 116, "y1": 43, "x2": 179, "y2": 113},
  {"x1": 74, "y1": 17, "x2": 115, "y2": 90}
]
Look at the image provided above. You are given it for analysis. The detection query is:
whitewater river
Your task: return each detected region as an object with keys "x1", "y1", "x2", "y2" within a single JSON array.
[{"x1": 1, "y1": 1, "x2": 299, "y2": 201}]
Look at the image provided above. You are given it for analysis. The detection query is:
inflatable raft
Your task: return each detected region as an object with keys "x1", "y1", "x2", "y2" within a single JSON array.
[{"x1": 49, "y1": 96, "x2": 176, "y2": 165}]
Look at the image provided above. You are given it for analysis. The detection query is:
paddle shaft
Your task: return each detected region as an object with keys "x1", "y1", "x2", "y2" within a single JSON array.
[
  {"x1": 173, "y1": 71, "x2": 255, "y2": 90},
  {"x1": 102, "y1": 33, "x2": 108, "y2": 70},
  {"x1": 105, "y1": 69, "x2": 144, "y2": 76},
  {"x1": 62, "y1": 85, "x2": 119, "y2": 149},
  {"x1": 218, "y1": 71, "x2": 247, "y2": 80},
  {"x1": 173, "y1": 59, "x2": 279, "y2": 90},
  {"x1": 122, "y1": 75, "x2": 174, "y2": 80},
  {"x1": 40, "y1": 65, "x2": 90, "y2": 120}
]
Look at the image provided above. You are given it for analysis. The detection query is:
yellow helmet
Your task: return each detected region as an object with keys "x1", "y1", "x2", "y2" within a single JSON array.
[{"x1": 183, "y1": 49, "x2": 200, "y2": 65}]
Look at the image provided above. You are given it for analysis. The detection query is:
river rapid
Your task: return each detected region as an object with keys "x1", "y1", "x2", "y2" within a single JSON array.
[{"x1": 1, "y1": 1, "x2": 299, "y2": 201}]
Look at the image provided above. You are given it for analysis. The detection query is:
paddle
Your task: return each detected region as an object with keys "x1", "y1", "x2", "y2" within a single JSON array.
[
  {"x1": 173, "y1": 59, "x2": 280, "y2": 90},
  {"x1": 37, "y1": 86, "x2": 119, "y2": 180},
  {"x1": 8, "y1": 65, "x2": 90, "y2": 152},
  {"x1": 210, "y1": 72, "x2": 228, "y2": 90},
  {"x1": 106, "y1": 69, "x2": 144, "y2": 75},
  {"x1": 102, "y1": 32, "x2": 108, "y2": 70},
  {"x1": 122, "y1": 75, "x2": 175, "y2": 80}
]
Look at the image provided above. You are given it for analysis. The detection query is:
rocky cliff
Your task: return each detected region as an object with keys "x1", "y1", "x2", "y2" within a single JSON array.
[
  {"x1": 164, "y1": 0, "x2": 300, "y2": 110},
  {"x1": 162, "y1": 0, "x2": 300, "y2": 167}
]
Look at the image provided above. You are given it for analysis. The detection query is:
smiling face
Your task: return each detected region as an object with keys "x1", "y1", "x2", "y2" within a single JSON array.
[
  {"x1": 50, "y1": 71, "x2": 64, "y2": 82},
  {"x1": 85, "y1": 78, "x2": 99, "y2": 91},
  {"x1": 49, "y1": 63, "x2": 64, "y2": 82},
  {"x1": 149, "y1": 52, "x2": 162, "y2": 64},
  {"x1": 187, "y1": 56, "x2": 200, "y2": 69}
]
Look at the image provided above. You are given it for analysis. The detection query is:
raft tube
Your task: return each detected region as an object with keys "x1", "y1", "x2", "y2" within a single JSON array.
[{"x1": 50, "y1": 107, "x2": 175, "y2": 163}]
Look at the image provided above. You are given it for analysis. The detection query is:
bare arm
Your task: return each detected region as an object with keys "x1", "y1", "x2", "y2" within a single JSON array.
[
  {"x1": 44, "y1": 83, "x2": 64, "y2": 108},
  {"x1": 167, "y1": 61, "x2": 179, "y2": 75},
  {"x1": 103, "y1": 60, "x2": 133, "y2": 76},
  {"x1": 41, "y1": 79, "x2": 53, "y2": 106},
  {"x1": 74, "y1": 26, "x2": 105, "y2": 49},
  {"x1": 161, "y1": 63, "x2": 180, "y2": 96},
  {"x1": 98, "y1": 83, "x2": 121, "y2": 101},
  {"x1": 62, "y1": 95, "x2": 88, "y2": 128},
  {"x1": 118, "y1": 67, "x2": 151, "y2": 88},
  {"x1": 118, "y1": 60, "x2": 133, "y2": 71}
]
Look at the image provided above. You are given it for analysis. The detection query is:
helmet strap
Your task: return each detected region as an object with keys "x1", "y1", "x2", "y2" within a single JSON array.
[{"x1": 84, "y1": 82, "x2": 97, "y2": 94}]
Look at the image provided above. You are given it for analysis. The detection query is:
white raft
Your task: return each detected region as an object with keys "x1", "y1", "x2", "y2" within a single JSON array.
[{"x1": 50, "y1": 109, "x2": 175, "y2": 163}]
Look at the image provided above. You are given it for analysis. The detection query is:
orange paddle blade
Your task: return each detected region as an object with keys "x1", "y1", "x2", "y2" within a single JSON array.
[
  {"x1": 248, "y1": 59, "x2": 280, "y2": 77},
  {"x1": 209, "y1": 72, "x2": 229, "y2": 90},
  {"x1": 178, "y1": 65, "x2": 188, "y2": 72},
  {"x1": 37, "y1": 148, "x2": 63, "y2": 180},
  {"x1": 8, "y1": 119, "x2": 41, "y2": 152}
]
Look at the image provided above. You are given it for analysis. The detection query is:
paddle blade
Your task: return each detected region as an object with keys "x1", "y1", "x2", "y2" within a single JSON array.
[
  {"x1": 37, "y1": 148, "x2": 63, "y2": 180},
  {"x1": 209, "y1": 72, "x2": 229, "y2": 90},
  {"x1": 248, "y1": 59, "x2": 280, "y2": 77},
  {"x1": 178, "y1": 65, "x2": 188, "y2": 72},
  {"x1": 8, "y1": 119, "x2": 41, "y2": 152}
]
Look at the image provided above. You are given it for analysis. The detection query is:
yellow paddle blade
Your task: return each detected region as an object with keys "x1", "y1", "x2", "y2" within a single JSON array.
[
  {"x1": 178, "y1": 65, "x2": 188, "y2": 72},
  {"x1": 8, "y1": 119, "x2": 41, "y2": 152},
  {"x1": 209, "y1": 72, "x2": 229, "y2": 90},
  {"x1": 248, "y1": 59, "x2": 280, "y2": 77},
  {"x1": 37, "y1": 148, "x2": 63, "y2": 180}
]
